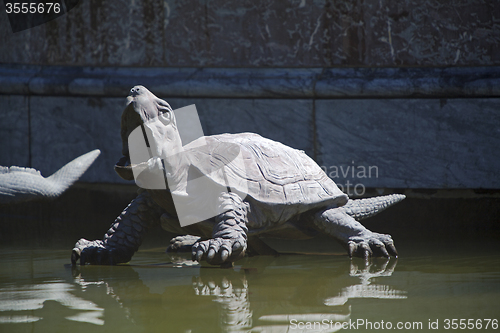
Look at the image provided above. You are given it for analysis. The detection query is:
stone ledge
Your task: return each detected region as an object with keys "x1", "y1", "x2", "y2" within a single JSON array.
[{"x1": 1, "y1": 64, "x2": 500, "y2": 98}]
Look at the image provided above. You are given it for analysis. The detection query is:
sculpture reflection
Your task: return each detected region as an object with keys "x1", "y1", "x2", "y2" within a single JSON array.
[
  {"x1": 0, "y1": 280, "x2": 104, "y2": 325},
  {"x1": 67, "y1": 254, "x2": 406, "y2": 332},
  {"x1": 193, "y1": 275, "x2": 252, "y2": 332},
  {"x1": 189, "y1": 257, "x2": 405, "y2": 332},
  {"x1": 324, "y1": 259, "x2": 406, "y2": 307}
]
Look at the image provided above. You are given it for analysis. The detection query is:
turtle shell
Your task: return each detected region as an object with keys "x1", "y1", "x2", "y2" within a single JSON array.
[{"x1": 183, "y1": 133, "x2": 348, "y2": 225}]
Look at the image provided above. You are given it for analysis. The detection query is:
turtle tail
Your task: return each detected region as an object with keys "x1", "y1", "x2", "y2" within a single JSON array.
[
  {"x1": 47, "y1": 149, "x2": 100, "y2": 197},
  {"x1": 338, "y1": 194, "x2": 405, "y2": 221}
]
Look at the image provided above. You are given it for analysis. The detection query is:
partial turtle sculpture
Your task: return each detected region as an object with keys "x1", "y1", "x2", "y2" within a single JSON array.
[
  {"x1": 0, "y1": 150, "x2": 100, "y2": 204},
  {"x1": 72, "y1": 86, "x2": 404, "y2": 266}
]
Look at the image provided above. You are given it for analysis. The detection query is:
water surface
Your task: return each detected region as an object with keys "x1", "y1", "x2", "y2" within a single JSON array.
[{"x1": 0, "y1": 241, "x2": 499, "y2": 332}]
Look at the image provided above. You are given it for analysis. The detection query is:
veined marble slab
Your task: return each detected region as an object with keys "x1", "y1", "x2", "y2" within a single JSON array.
[
  {"x1": 316, "y1": 98, "x2": 500, "y2": 189},
  {"x1": 1, "y1": 95, "x2": 497, "y2": 189},
  {"x1": 1, "y1": 0, "x2": 498, "y2": 67}
]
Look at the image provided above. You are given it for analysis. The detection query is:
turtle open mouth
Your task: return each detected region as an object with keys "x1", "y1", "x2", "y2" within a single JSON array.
[{"x1": 114, "y1": 155, "x2": 135, "y2": 181}]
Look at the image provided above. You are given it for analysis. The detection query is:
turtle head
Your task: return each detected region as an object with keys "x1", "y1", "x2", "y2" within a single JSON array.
[
  {"x1": 124, "y1": 85, "x2": 175, "y2": 127},
  {"x1": 116, "y1": 85, "x2": 178, "y2": 180},
  {"x1": 126, "y1": 85, "x2": 174, "y2": 123}
]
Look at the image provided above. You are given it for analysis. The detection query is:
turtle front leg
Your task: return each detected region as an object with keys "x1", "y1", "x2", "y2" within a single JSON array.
[
  {"x1": 71, "y1": 190, "x2": 164, "y2": 265},
  {"x1": 312, "y1": 207, "x2": 398, "y2": 260},
  {"x1": 192, "y1": 192, "x2": 248, "y2": 265}
]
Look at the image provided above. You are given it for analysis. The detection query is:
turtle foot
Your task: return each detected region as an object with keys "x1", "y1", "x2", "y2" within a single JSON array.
[
  {"x1": 347, "y1": 232, "x2": 398, "y2": 260},
  {"x1": 167, "y1": 235, "x2": 201, "y2": 252},
  {"x1": 191, "y1": 192, "x2": 249, "y2": 265},
  {"x1": 71, "y1": 238, "x2": 132, "y2": 265},
  {"x1": 192, "y1": 236, "x2": 247, "y2": 265}
]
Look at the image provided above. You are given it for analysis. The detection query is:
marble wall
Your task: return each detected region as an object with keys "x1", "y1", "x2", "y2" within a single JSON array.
[
  {"x1": 0, "y1": 1, "x2": 499, "y2": 191},
  {"x1": 1, "y1": 93, "x2": 499, "y2": 189},
  {"x1": 1, "y1": 0, "x2": 499, "y2": 67}
]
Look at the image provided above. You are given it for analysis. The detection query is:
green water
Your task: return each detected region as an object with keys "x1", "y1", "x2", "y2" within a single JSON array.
[{"x1": 0, "y1": 241, "x2": 499, "y2": 333}]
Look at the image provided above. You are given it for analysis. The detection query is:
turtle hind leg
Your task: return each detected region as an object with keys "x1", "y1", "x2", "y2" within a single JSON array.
[
  {"x1": 312, "y1": 207, "x2": 398, "y2": 260},
  {"x1": 191, "y1": 192, "x2": 248, "y2": 265},
  {"x1": 71, "y1": 190, "x2": 164, "y2": 265}
]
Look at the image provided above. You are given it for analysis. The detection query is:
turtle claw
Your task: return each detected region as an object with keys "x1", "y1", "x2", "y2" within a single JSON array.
[
  {"x1": 71, "y1": 250, "x2": 79, "y2": 266},
  {"x1": 79, "y1": 251, "x2": 87, "y2": 265},
  {"x1": 192, "y1": 237, "x2": 246, "y2": 265},
  {"x1": 207, "y1": 248, "x2": 216, "y2": 260},
  {"x1": 361, "y1": 243, "x2": 372, "y2": 260},
  {"x1": 196, "y1": 249, "x2": 204, "y2": 262},
  {"x1": 347, "y1": 232, "x2": 397, "y2": 260},
  {"x1": 348, "y1": 242, "x2": 356, "y2": 258},
  {"x1": 386, "y1": 243, "x2": 398, "y2": 258},
  {"x1": 167, "y1": 235, "x2": 201, "y2": 252},
  {"x1": 71, "y1": 238, "x2": 103, "y2": 265},
  {"x1": 232, "y1": 241, "x2": 242, "y2": 252},
  {"x1": 220, "y1": 249, "x2": 229, "y2": 262},
  {"x1": 378, "y1": 245, "x2": 390, "y2": 258},
  {"x1": 71, "y1": 238, "x2": 130, "y2": 265}
]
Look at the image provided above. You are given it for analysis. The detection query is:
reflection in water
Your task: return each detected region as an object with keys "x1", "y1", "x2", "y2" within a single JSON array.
[
  {"x1": 194, "y1": 275, "x2": 253, "y2": 332},
  {"x1": 192, "y1": 270, "x2": 352, "y2": 332},
  {"x1": 324, "y1": 260, "x2": 406, "y2": 307},
  {"x1": 192, "y1": 257, "x2": 405, "y2": 332},
  {"x1": 3, "y1": 247, "x2": 497, "y2": 333},
  {"x1": 251, "y1": 259, "x2": 403, "y2": 333},
  {"x1": 0, "y1": 280, "x2": 104, "y2": 325},
  {"x1": 67, "y1": 255, "x2": 405, "y2": 332}
]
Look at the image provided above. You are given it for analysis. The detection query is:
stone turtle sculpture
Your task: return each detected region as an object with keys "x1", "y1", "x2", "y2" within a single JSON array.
[
  {"x1": 0, "y1": 150, "x2": 100, "y2": 204},
  {"x1": 72, "y1": 86, "x2": 404, "y2": 266}
]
